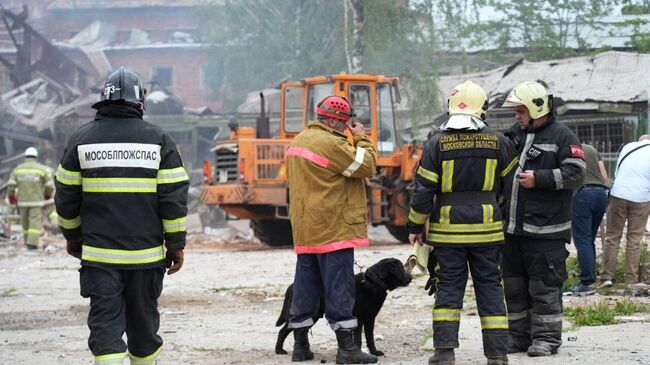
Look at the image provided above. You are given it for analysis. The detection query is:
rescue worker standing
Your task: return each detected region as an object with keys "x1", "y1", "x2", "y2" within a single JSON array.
[
  {"x1": 286, "y1": 95, "x2": 378, "y2": 364},
  {"x1": 408, "y1": 81, "x2": 518, "y2": 365},
  {"x1": 7, "y1": 147, "x2": 54, "y2": 249},
  {"x1": 55, "y1": 66, "x2": 189, "y2": 365},
  {"x1": 501, "y1": 81, "x2": 585, "y2": 357}
]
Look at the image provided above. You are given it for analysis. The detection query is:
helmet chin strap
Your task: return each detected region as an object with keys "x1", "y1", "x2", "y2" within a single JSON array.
[
  {"x1": 526, "y1": 118, "x2": 535, "y2": 133},
  {"x1": 330, "y1": 119, "x2": 348, "y2": 132}
]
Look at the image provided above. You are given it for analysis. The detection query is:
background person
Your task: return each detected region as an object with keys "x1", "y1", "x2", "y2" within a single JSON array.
[
  {"x1": 599, "y1": 135, "x2": 650, "y2": 287},
  {"x1": 7, "y1": 147, "x2": 54, "y2": 250},
  {"x1": 570, "y1": 143, "x2": 609, "y2": 295}
]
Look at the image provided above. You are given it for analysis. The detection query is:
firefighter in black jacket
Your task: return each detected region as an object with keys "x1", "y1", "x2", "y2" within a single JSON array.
[
  {"x1": 55, "y1": 67, "x2": 189, "y2": 365},
  {"x1": 500, "y1": 81, "x2": 585, "y2": 357},
  {"x1": 408, "y1": 81, "x2": 518, "y2": 365}
]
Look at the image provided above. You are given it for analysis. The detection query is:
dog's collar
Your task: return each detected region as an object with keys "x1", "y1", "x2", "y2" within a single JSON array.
[{"x1": 363, "y1": 270, "x2": 388, "y2": 292}]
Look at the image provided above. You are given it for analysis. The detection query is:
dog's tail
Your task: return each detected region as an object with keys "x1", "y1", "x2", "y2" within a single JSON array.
[{"x1": 276, "y1": 284, "x2": 293, "y2": 327}]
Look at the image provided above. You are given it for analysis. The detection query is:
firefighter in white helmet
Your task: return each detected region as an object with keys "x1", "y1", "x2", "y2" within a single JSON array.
[
  {"x1": 7, "y1": 147, "x2": 54, "y2": 249},
  {"x1": 500, "y1": 81, "x2": 585, "y2": 357},
  {"x1": 407, "y1": 80, "x2": 518, "y2": 365}
]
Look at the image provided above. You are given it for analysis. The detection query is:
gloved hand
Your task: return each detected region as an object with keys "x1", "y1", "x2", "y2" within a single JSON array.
[
  {"x1": 8, "y1": 195, "x2": 16, "y2": 205},
  {"x1": 44, "y1": 192, "x2": 52, "y2": 200},
  {"x1": 424, "y1": 276, "x2": 437, "y2": 296},
  {"x1": 425, "y1": 250, "x2": 437, "y2": 296},
  {"x1": 165, "y1": 249, "x2": 184, "y2": 275},
  {"x1": 66, "y1": 240, "x2": 82, "y2": 259}
]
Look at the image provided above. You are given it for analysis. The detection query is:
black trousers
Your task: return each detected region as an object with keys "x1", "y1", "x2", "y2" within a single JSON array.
[
  {"x1": 502, "y1": 234, "x2": 568, "y2": 351},
  {"x1": 432, "y1": 245, "x2": 508, "y2": 357},
  {"x1": 80, "y1": 266, "x2": 165, "y2": 364}
]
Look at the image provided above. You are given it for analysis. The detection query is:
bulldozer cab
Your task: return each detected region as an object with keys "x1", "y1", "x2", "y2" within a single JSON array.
[{"x1": 280, "y1": 73, "x2": 401, "y2": 157}]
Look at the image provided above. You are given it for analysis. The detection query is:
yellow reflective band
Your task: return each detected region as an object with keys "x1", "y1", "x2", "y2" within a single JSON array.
[
  {"x1": 430, "y1": 221, "x2": 502, "y2": 233},
  {"x1": 481, "y1": 316, "x2": 509, "y2": 330},
  {"x1": 157, "y1": 167, "x2": 189, "y2": 184},
  {"x1": 482, "y1": 204, "x2": 494, "y2": 224},
  {"x1": 501, "y1": 157, "x2": 519, "y2": 177},
  {"x1": 439, "y1": 206, "x2": 451, "y2": 225},
  {"x1": 441, "y1": 160, "x2": 454, "y2": 192},
  {"x1": 15, "y1": 168, "x2": 46, "y2": 176},
  {"x1": 95, "y1": 352, "x2": 125, "y2": 365},
  {"x1": 428, "y1": 231, "x2": 505, "y2": 244},
  {"x1": 417, "y1": 166, "x2": 439, "y2": 183},
  {"x1": 408, "y1": 208, "x2": 428, "y2": 225},
  {"x1": 24, "y1": 229, "x2": 42, "y2": 236},
  {"x1": 432, "y1": 308, "x2": 461, "y2": 322},
  {"x1": 58, "y1": 215, "x2": 81, "y2": 230},
  {"x1": 82, "y1": 177, "x2": 157, "y2": 193},
  {"x1": 482, "y1": 159, "x2": 497, "y2": 191},
  {"x1": 82, "y1": 245, "x2": 164, "y2": 265},
  {"x1": 129, "y1": 345, "x2": 162, "y2": 365},
  {"x1": 162, "y1": 216, "x2": 187, "y2": 233},
  {"x1": 56, "y1": 165, "x2": 82, "y2": 186}
]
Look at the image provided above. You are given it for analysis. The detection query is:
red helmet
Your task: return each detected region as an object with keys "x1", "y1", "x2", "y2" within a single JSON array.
[{"x1": 316, "y1": 96, "x2": 353, "y2": 122}]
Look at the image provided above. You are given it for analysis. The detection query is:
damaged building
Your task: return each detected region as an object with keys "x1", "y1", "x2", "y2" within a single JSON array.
[{"x1": 435, "y1": 51, "x2": 650, "y2": 172}]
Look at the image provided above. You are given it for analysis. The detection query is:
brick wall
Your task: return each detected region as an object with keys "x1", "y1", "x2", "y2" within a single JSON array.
[{"x1": 105, "y1": 46, "x2": 219, "y2": 110}]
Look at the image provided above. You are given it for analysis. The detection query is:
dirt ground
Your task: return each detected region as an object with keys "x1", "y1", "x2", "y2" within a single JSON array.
[{"x1": 0, "y1": 222, "x2": 649, "y2": 365}]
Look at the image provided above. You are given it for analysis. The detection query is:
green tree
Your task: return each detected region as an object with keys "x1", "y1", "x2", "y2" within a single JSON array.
[
  {"x1": 473, "y1": 0, "x2": 618, "y2": 61},
  {"x1": 198, "y1": 0, "x2": 346, "y2": 110},
  {"x1": 198, "y1": 0, "x2": 444, "y2": 128}
]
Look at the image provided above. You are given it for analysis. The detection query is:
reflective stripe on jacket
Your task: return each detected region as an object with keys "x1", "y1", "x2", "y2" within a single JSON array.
[
  {"x1": 503, "y1": 117, "x2": 586, "y2": 241},
  {"x1": 54, "y1": 105, "x2": 189, "y2": 269},
  {"x1": 7, "y1": 158, "x2": 54, "y2": 206},
  {"x1": 286, "y1": 121, "x2": 377, "y2": 253},
  {"x1": 407, "y1": 127, "x2": 518, "y2": 247}
]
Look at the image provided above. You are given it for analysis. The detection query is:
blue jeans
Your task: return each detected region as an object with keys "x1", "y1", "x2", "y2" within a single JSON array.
[
  {"x1": 571, "y1": 187, "x2": 608, "y2": 286},
  {"x1": 288, "y1": 248, "x2": 357, "y2": 330}
]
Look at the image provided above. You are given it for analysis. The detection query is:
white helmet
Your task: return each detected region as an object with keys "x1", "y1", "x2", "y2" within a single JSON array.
[{"x1": 24, "y1": 147, "x2": 38, "y2": 158}]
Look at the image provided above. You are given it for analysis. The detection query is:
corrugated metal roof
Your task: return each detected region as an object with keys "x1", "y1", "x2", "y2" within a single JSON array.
[
  {"x1": 48, "y1": 0, "x2": 214, "y2": 10},
  {"x1": 438, "y1": 51, "x2": 650, "y2": 106}
]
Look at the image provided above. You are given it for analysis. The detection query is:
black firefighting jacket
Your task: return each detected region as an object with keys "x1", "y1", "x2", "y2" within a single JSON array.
[
  {"x1": 55, "y1": 104, "x2": 189, "y2": 269},
  {"x1": 503, "y1": 116, "x2": 585, "y2": 241},
  {"x1": 407, "y1": 127, "x2": 518, "y2": 247}
]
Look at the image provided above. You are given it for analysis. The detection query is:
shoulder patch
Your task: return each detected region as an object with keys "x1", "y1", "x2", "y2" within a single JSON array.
[{"x1": 570, "y1": 144, "x2": 585, "y2": 160}]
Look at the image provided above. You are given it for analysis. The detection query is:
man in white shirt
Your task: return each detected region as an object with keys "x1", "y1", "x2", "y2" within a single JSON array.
[{"x1": 600, "y1": 135, "x2": 650, "y2": 287}]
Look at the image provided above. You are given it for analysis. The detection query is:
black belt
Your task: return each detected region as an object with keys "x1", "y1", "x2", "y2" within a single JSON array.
[
  {"x1": 436, "y1": 191, "x2": 497, "y2": 206},
  {"x1": 583, "y1": 184, "x2": 607, "y2": 189}
]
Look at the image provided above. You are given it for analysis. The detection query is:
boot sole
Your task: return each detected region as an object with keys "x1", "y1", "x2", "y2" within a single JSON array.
[
  {"x1": 336, "y1": 357, "x2": 378, "y2": 364},
  {"x1": 527, "y1": 349, "x2": 557, "y2": 357}
]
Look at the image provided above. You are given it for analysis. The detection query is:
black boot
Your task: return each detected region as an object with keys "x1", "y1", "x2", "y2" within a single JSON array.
[
  {"x1": 292, "y1": 327, "x2": 314, "y2": 362},
  {"x1": 428, "y1": 349, "x2": 455, "y2": 365},
  {"x1": 335, "y1": 329, "x2": 377, "y2": 364},
  {"x1": 486, "y1": 355, "x2": 508, "y2": 365}
]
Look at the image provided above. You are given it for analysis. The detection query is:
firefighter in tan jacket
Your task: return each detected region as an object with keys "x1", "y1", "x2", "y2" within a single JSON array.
[
  {"x1": 286, "y1": 95, "x2": 378, "y2": 364},
  {"x1": 7, "y1": 147, "x2": 54, "y2": 249}
]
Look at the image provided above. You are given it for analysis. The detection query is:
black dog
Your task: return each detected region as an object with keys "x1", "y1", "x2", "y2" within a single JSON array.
[{"x1": 275, "y1": 258, "x2": 412, "y2": 356}]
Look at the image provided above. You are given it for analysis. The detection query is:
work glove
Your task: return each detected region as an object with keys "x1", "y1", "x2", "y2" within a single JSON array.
[
  {"x1": 424, "y1": 250, "x2": 437, "y2": 296},
  {"x1": 66, "y1": 240, "x2": 82, "y2": 259},
  {"x1": 165, "y1": 249, "x2": 184, "y2": 275},
  {"x1": 8, "y1": 195, "x2": 16, "y2": 205},
  {"x1": 44, "y1": 192, "x2": 52, "y2": 200}
]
